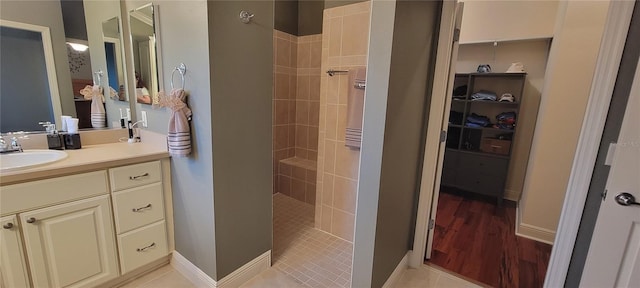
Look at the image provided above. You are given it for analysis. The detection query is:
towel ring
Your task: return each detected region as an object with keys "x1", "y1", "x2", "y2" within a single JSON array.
[{"x1": 171, "y1": 63, "x2": 187, "y2": 90}]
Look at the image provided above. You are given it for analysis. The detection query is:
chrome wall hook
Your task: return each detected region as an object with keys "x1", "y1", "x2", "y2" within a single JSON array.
[{"x1": 239, "y1": 10, "x2": 254, "y2": 24}]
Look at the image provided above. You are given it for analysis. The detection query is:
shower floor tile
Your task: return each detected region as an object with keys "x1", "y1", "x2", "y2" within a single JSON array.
[{"x1": 272, "y1": 193, "x2": 353, "y2": 288}]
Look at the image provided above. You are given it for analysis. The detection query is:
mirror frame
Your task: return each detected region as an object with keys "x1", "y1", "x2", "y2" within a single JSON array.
[
  {"x1": 0, "y1": 19, "x2": 63, "y2": 130},
  {"x1": 127, "y1": 3, "x2": 164, "y2": 106}
]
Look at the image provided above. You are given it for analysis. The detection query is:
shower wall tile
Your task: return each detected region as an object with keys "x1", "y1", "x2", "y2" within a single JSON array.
[
  {"x1": 273, "y1": 30, "x2": 298, "y2": 194},
  {"x1": 315, "y1": 1, "x2": 370, "y2": 241}
]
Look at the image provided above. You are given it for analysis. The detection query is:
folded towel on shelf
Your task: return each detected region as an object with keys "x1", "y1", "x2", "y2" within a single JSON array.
[
  {"x1": 80, "y1": 85, "x2": 106, "y2": 128},
  {"x1": 157, "y1": 89, "x2": 192, "y2": 156},
  {"x1": 345, "y1": 67, "x2": 366, "y2": 149}
]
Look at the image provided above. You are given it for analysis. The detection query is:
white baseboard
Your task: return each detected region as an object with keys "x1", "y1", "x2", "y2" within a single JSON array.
[
  {"x1": 171, "y1": 250, "x2": 271, "y2": 288},
  {"x1": 504, "y1": 189, "x2": 520, "y2": 202},
  {"x1": 382, "y1": 252, "x2": 409, "y2": 288},
  {"x1": 515, "y1": 207, "x2": 555, "y2": 245},
  {"x1": 171, "y1": 251, "x2": 217, "y2": 287},
  {"x1": 217, "y1": 251, "x2": 271, "y2": 288}
]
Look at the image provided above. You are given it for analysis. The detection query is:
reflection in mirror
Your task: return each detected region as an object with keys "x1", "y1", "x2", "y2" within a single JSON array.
[
  {"x1": 129, "y1": 4, "x2": 159, "y2": 105},
  {"x1": 102, "y1": 17, "x2": 127, "y2": 102},
  {"x1": 0, "y1": 0, "x2": 127, "y2": 134},
  {"x1": 0, "y1": 23, "x2": 62, "y2": 132}
]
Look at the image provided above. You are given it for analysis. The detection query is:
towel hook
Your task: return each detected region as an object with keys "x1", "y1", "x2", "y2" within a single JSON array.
[
  {"x1": 171, "y1": 63, "x2": 186, "y2": 90},
  {"x1": 93, "y1": 70, "x2": 103, "y2": 86},
  {"x1": 239, "y1": 11, "x2": 254, "y2": 24}
]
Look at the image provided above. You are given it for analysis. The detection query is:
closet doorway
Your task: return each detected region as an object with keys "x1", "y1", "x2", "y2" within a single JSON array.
[{"x1": 413, "y1": 1, "x2": 615, "y2": 287}]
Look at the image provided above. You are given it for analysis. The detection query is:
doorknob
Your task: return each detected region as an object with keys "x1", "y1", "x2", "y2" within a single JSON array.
[{"x1": 615, "y1": 192, "x2": 640, "y2": 206}]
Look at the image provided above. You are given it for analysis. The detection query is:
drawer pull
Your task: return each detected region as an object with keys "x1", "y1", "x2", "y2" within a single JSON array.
[
  {"x1": 26, "y1": 217, "x2": 36, "y2": 224},
  {"x1": 136, "y1": 242, "x2": 156, "y2": 252},
  {"x1": 132, "y1": 204, "x2": 152, "y2": 212},
  {"x1": 3, "y1": 223, "x2": 13, "y2": 229},
  {"x1": 129, "y1": 173, "x2": 150, "y2": 180}
]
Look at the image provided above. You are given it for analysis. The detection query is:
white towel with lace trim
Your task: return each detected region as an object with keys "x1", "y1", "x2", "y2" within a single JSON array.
[
  {"x1": 80, "y1": 85, "x2": 106, "y2": 128},
  {"x1": 156, "y1": 89, "x2": 192, "y2": 156}
]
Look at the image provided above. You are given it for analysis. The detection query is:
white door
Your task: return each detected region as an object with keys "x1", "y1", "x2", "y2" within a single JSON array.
[
  {"x1": 424, "y1": 3, "x2": 464, "y2": 260},
  {"x1": 0, "y1": 215, "x2": 30, "y2": 288},
  {"x1": 20, "y1": 195, "x2": 119, "y2": 288},
  {"x1": 580, "y1": 59, "x2": 640, "y2": 287}
]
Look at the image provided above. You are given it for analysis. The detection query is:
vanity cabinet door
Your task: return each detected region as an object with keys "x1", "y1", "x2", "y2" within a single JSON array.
[
  {"x1": 20, "y1": 195, "x2": 119, "y2": 288},
  {"x1": 0, "y1": 215, "x2": 30, "y2": 288}
]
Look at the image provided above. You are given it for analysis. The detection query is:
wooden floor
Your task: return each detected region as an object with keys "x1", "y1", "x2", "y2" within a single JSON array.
[{"x1": 427, "y1": 190, "x2": 552, "y2": 288}]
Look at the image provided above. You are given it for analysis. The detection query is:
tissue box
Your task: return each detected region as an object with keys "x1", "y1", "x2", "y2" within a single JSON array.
[{"x1": 480, "y1": 138, "x2": 511, "y2": 155}]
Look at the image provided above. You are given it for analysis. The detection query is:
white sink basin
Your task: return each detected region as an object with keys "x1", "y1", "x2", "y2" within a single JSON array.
[{"x1": 0, "y1": 150, "x2": 68, "y2": 172}]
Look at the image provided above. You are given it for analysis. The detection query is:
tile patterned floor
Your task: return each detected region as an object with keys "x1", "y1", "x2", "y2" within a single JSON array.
[
  {"x1": 270, "y1": 193, "x2": 353, "y2": 288},
  {"x1": 118, "y1": 193, "x2": 482, "y2": 288},
  {"x1": 395, "y1": 264, "x2": 485, "y2": 288}
]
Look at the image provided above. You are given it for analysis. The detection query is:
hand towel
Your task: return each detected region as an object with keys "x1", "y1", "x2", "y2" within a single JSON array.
[
  {"x1": 157, "y1": 89, "x2": 192, "y2": 156},
  {"x1": 80, "y1": 85, "x2": 106, "y2": 128},
  {"x1": 345, "y1": 67, "x2": 366, "y2": 149}
]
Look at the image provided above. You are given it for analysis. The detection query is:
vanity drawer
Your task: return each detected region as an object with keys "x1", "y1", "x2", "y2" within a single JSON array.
[
  {"x1": 1, "y1": 171, "x2": 108, "y2": 216},
  {"x1": 109, "y1": 161, "x2": 161, "y2": 192},
  {"x1": 112, "y1": 183, "x2": 165, "y2": 234},
  {"x1": 117, "y1": 220, "x2": 168, "y2": 274}
]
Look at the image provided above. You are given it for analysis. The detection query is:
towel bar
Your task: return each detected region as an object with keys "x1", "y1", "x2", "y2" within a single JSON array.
[{"x1": 326, "y1": 69, "x2": 349, "y2": 76}]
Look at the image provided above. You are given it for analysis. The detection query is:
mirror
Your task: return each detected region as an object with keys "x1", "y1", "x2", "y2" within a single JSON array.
[
  {"x1": 102, "y1": 17, "x2": 127, "y2": 102},
  {"x1": 129, "y1": 4, "x2": 160, "y2": 105},
  {"x1": 0, "y1": 0, "x2": 128, "y2": 133}
]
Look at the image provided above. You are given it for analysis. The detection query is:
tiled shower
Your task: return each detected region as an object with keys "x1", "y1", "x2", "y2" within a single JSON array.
[
  {"x1": 271, "y1": 1, "x2": 371, "y2": 286},
  {"x1": 272, "y1": 0, "x2": 370, "y2": 243}
]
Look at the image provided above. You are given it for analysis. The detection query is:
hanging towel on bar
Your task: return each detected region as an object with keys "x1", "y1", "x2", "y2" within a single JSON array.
[
  {"x1": 80, "y1": 85, "x2": 106, "y2": 128},
  {"x1": 345, "y1": 67, "x2": 366, "y2": 149},
  {"x1": 157, "y1": 89, "x2": 192, "y2": 156}
]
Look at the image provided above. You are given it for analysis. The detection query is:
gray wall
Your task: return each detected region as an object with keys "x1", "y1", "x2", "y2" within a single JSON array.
[
  {"x1": 352, "y1": 1, "x2": 397, "y2": 287},
  {"x1": 352, "y1": 1, "x2": 441, "y2": 286},
  {"x1": 208, "y1": 1, "x2": 273, "y2": 279},
  {"x1": 371, "y1": 1, "x2": 440, "y2": 287},
  {"x1": 60, "y1": 0, "x2": 88, "y2": 41},
  {"x1": 0, "y1": 27, "x2": 54, "y2": 132},
  {"x1": 275, "y1": 0, "x2": 298, "y2": 35},
  {"x1": 565, "y1": 2, "x2": 640, "y2": 286},
  {"x1": 124, "y1": 0, "x2": 218, "y2": 278},
  {"x1": 298, "y1": 0, "x2": 323, "y2": 35},
  {"x1": 0, "y1": 0, "x2": 76, "y2": 118},
  {"x1": 324, "y1": 0, "x2": 367, "y2": 9}
]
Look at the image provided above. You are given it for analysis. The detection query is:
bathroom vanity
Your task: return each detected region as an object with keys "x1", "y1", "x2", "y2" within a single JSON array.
[{"x1": 0, "y1": 140, "x2": 172, "y2": 288}]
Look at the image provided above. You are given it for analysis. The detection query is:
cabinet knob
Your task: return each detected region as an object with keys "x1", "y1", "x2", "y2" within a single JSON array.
[
  {"x1": 26, "y1": 217, "x2": 36, "y2": 224},
  {"x1": 2, "y1": 223, "x2": 13, "y2": 229}
]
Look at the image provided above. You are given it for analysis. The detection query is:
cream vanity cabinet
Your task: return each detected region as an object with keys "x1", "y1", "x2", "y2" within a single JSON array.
[{"x1": 0, "y1": 160, "x2": 170, "y2": 288}]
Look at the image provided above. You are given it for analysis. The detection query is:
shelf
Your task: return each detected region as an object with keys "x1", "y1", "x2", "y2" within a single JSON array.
[
  {"x1": 446, "y1": 148, "x2": 510, "y2": 159},
  {"x1": 448, "y1": 124, "x2": 463, "y2": 128},
  {"x1": 456, "y1": 72, "x2": 527, "y2": 77},
  {"x1": 462, "y1": 125, "x2": 515, "y2": 133},
  {"x1": 469, "y1": 100, "x2": 519, "y2": 105}
]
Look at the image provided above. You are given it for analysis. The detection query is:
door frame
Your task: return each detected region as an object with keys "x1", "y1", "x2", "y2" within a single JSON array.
[{"x1": 409, "y1": 1, "x2": 636, "y2": 286}]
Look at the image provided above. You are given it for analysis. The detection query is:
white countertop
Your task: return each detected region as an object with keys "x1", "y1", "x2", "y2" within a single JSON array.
[{"x1": 1, "y1": 141, "x2": 169, "y2": 185}]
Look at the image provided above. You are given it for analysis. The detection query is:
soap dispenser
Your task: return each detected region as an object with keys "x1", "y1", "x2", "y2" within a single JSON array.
[{"x1": 40, "y1": 122, "x2": 64, "y2": 150}]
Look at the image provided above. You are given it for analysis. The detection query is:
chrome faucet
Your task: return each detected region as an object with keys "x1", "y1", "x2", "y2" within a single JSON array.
[{"x1": 0, "y1": 136, "x2": 23, "y2": 153}]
